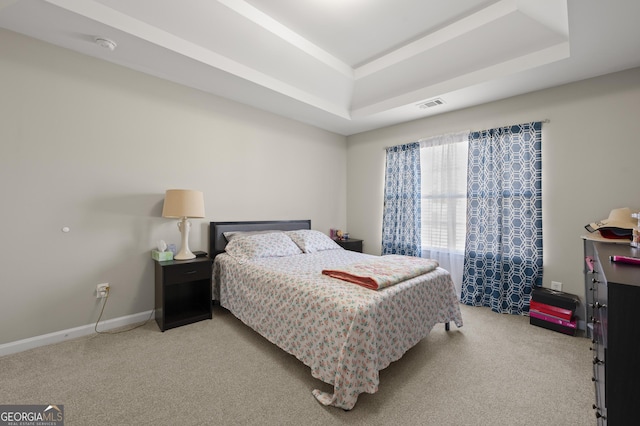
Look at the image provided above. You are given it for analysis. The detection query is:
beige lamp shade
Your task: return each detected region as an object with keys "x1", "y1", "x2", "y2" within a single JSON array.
[{"x1": 162, "y1": 189, "x2": 205, "y2": 218}]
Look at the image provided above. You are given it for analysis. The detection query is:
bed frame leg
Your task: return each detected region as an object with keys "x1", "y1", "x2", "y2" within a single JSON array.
[{"x1": 445, "y1": 322, "x2": 450, "y2": 331}]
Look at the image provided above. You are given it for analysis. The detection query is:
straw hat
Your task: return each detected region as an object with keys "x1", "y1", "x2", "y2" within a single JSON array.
[{"x1": 585, "y1": 207, "x2": 637, "y2": 238}]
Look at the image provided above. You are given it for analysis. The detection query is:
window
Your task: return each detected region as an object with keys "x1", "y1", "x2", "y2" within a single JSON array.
[
  {"x1": 419, "y1": 131, "x2": 469, "y2": 298},
  {"x1": 419, "y1": 133, "x2": 468, "y2": 254}
]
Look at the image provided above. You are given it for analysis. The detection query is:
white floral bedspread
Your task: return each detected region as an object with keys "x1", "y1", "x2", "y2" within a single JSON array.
[{"x1": 213, "y1": 250, "x2": 463, "y2": 410}]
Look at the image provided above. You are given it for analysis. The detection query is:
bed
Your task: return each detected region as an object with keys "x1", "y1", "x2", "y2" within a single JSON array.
[{"x1": 210, "y1": 220, "x2": 463, "y2": 410}]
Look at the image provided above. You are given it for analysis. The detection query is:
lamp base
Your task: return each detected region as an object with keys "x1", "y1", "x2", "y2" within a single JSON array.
[
  {"x1": 175, "y1": 217, "x2": 195, "y2": 260},
  {"x1": 174, "y1": 250, "x2": 195, "y2": 260}
]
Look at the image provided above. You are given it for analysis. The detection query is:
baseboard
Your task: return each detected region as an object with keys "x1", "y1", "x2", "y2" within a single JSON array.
[{"x1": 0, "y1": 310, "x2": 154, "y2": 357}]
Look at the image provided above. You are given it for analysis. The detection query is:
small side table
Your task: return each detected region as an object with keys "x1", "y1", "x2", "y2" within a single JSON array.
[
  {"x1": 334, "y1": 238, "x2": 363, "y2": 253},
  {"x1": 154, "y1": 257, "x2": 212, "y2": 331}
]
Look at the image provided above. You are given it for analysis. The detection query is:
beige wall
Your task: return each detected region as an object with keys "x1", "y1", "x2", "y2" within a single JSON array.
[
  {"x1": 346, "y1": 66, "x2": 640, "y2": 305},
  {"x1": 0, "y1": 29, "x2": 347, "y2": 345},
  {"x1": 3, "y1": 25, "x2": 639, "y2": 346}
]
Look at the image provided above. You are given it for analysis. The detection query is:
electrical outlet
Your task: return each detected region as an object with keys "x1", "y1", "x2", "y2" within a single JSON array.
[
  {"x1": 96, "y1": 283, "x2": 110, "y2": 298},
  {"x1": 551, "y1": 281, "x2": 562, "y2": 291}
]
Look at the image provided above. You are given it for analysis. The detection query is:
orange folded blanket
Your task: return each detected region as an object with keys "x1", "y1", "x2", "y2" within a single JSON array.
[{"x1": 322, "y1": 255, "x2": 439, "y2": 290}]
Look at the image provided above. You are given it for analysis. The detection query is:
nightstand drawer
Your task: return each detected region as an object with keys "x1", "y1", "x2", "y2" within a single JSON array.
[{"x1": 164, "y1": 262, "x2": 211, "y2": 284}]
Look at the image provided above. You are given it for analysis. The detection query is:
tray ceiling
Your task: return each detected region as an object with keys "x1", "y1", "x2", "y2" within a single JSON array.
[{"x1": 1, "y1": 0, "x2": 639, "y2": 135}]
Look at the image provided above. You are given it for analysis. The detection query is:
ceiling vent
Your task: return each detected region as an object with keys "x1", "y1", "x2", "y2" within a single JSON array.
[{"x1": 417, "y1": 98, "x2": 445, "y2": 109}]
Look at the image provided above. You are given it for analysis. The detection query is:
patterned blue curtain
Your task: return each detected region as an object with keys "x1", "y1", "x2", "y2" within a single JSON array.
[
  {"x1": 461, "y1": 122, "x2": 542, "y2": 314},
  {"x1": 382, "y1": 142, "x2": 422, "y2": 257}
]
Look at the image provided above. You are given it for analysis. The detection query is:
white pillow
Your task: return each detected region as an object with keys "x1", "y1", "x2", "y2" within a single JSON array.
[
  {"x1": 285, "y1": 230, "x2": 342, "y2": 253},
  {"x1": 225, "y1": 232, "x2": 302, "y2": 261}
]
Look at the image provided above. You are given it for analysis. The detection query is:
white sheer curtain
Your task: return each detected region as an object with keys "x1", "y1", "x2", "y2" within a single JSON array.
[{"x1": 419, "y1": 131, "x2": 469, "y2": 298}]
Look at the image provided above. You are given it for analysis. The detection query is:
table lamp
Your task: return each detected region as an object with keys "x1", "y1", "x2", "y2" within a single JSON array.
[{"x1": 161, "y1": 189, "x2": 205, "y2": 260}]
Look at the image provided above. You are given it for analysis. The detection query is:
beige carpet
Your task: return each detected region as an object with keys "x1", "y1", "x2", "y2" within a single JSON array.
[{"x1": 0, "y1": 304, "x2": 594, "y2": 425}]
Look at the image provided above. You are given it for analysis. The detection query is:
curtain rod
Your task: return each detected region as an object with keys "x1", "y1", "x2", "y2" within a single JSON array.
[
  {"x1": 383, "y1": 119, "x2": 550, "y2": 150},
  {"x1": 470, "y1": 119, "x2": 550, "y2": 134}
]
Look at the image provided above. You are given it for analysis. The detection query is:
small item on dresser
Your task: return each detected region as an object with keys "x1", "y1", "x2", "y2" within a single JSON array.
[
  {"x1": 584, "y1": 207, "x2": 636, "y2": 240},
  {"x1": 343, "y1": 232, "x2": 349, "y2": 240},
  {"x1": 609, "y1": 255, "x2": 640, "y2": 266},
  {"x1": 153, "y1": 240, "x2": 172, "y2": 261},
  {"x1": 193, "y1": 251, "x2": 208, "y2": 258},
  {"x1": 157, "y1": 239, "x2": 168, "y2": 252},
  {"x1": 631, "y1": 212, "x2": 640, "y2": 248},
  {"x1": 151, "y1": 249, "x2": 173, "y2": 261}
]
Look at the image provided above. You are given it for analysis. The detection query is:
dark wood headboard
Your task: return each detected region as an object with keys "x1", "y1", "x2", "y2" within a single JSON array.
[{"x1": 209, "y1": 220, "x2": 311, "y2": 259}]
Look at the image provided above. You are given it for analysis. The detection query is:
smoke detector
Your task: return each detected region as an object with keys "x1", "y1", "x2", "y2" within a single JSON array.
[
  {"x1": 94, "y1": 37, "x2": 117, "y2": 51},
  {"x1": 417, "y1": 98, "x2": 445, "y2": 109}
]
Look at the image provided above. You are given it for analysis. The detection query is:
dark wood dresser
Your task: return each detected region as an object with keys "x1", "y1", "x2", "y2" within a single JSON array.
[{"x1": 585, "y1": 240, "x2": 640, "y2": 424}]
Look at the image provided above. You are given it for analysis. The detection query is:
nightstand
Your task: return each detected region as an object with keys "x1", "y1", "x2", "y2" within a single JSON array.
[
  {"x1": 334, "y1": 238, "x2": 363, "y2": 253},
  {"x1": 154, "y1": 257, "x2": 212, "y2": 331}
]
